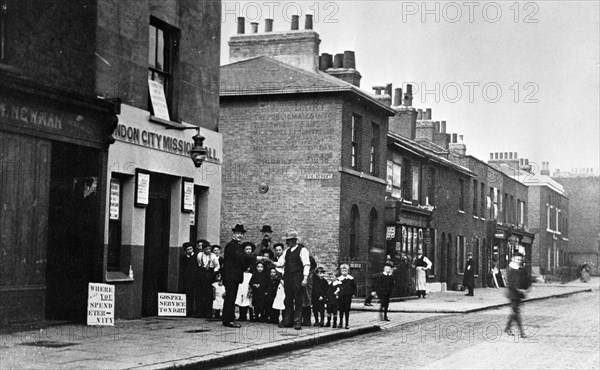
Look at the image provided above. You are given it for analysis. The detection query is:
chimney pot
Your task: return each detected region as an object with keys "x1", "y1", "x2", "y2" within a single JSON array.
[
  {"x1": 440, "y1": 121, "x2": 446, "y2": 133},
  {"x1": 333, "y1": 53, "x2": 344, "y2": 68},
  {"x1": 514, "y1": 152, "x2": 518, "y2": 159},
  {"x1": 237, "y1": 17, "x2": 245, "y2": 34},
  {"x1": 305, "y1": 14, "x2": 313, "y2": 29},
  {"x1": 265, "y1": 18, "x2": 273, "y2": 32},
  {"x1": 525, "y1": 159, "x2": 529, "y2": 165},
  {"x1": 393, "y1": 88, "x2": 402, "y2": 106},
  {"x1": 291, "y1": 15, "x2": 299, "y2": 30},
  {"x1": 509, "y1": 152, "x2": 513, "y2": 159},
  {"x1": 406, "y1": 84, "x2": 413, "y2": 94},
  {"x1": 452, "y1": 133, "x2": 457, "y2": 143},
  {"x1": 434, "y1": 121, "x2": 440, "y2": 132},
  {"x1": 251, "y1": 22, "x2": 258, "y2": 33},
  {"x1": 343, "y1": 51, "x2": 356, "y2": 69},
  {"x1": 403, "y1": 84, "x2": 413, "y2": 107},
  {"x1": 490, "y1": 153, "x2": 494, "y2": 160},
  {"x1": 424, "y1": 108, "x2": 432, "y2": 120},
  {"x1": 320, "y1": 53, "x2": 332, "y2": 70},
  {"x1": 416, "y1": 109, "x2": 423, "y2": 120}
]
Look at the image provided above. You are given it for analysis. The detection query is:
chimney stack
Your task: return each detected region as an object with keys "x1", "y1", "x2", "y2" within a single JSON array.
[
  {"x1": 305, "y1": 14, "x2": 313, "y2": 30},
  {"x1": 449, "y1": 133, "x2": 467, "y2": 156},
  {"x1": 265, "y1": 18, "x2": 273, "y2": 32},
  {"x1": 325, "y1": 51, "x2": 362, "y2": 87},
  {"x1": 291, "y1": 15, "x2": 299, "y2": 30},
  {"x1": 237, "y1": 17, "x2": 245, "y2": 34}
]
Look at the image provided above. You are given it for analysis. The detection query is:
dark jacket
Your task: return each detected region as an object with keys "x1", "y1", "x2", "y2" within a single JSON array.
[
  {"x1": 249, "y1": 269, "x2": 269, "y2": 299},
  {"x1": 266, "y1": 274, "x2": 280, "y2": 300},
  {"x1": 463, "y1": 259, "x2": 475, "y2": 286},
  {"x1": 223, "y1": 239, "x2": 257, "y2": 284},
  {"x1": 337, "y1": 276, "x2": 357, "y2": 298},
  {"x1": 375, "y1": 273, "x2": 395, "y2": 297},
  {"x1": 311, "y1": 275, "x2": 329, "y2": 302},
  {"x1": 326, "y1": 281, "x2": 339, "y2": 304},
  {"x1": 506, "y1": 263, "x2": 526, "y2": 300},
  {"x1": 180, "y1": 252, "x2": 198, "y2": 292}
]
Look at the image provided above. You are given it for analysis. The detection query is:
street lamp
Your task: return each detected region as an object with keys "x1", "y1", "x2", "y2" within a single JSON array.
[{"x1": 190, "y1": 128, "x2": 207, "y2": 168}]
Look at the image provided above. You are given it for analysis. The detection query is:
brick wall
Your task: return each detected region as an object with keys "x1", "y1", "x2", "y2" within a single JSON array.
[{"x1": 556, "y1": 176, "x2": 599, "y2": 253}]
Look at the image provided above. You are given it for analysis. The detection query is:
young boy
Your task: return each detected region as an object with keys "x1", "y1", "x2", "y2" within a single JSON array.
[
  {"x1": 249, "y1": 261, "x2": 268, "y2": 322},
  {"x1": 375, "y1": 263, "x2": 395, "y2": 321},
  {"x1": 336, "y1": 264, "x2": 357, "y2": 329},
  {"x1": 311, "y1": 267, "x2": 329, "y2": 326},
  {"x1": 265, "y1": 267, "x2": 281, "y2": 324},
  {"x1": 325, "y1": 273, "x2": 339, "y2": 328}
]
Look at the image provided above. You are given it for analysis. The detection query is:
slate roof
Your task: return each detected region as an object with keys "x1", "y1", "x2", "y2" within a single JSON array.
[{"x1": 220, "y1": 56, "x2": 395, "y2": 114}]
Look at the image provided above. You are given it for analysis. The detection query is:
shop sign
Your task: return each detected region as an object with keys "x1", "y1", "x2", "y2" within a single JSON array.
[
  {"x1": 386, "y1": 226, "x2": 396, "y2": 240},
  {"x1": 135, "y1": 169, "x2": 150, "y2": 207},
  {"x1": 182, "y1": 178, "x2": 194, "y2": 213},
  {"x1": 109, "y1": 178, "x2": 120, "y2": 220},
  {"x1": 304, "y1": 173, "x2": 333, "y2": 180},
  {"x1": 158, "y1": 293, "x2": 186, "y2": 316},
  {"x1": 349, "y1": 263, "x2": 362, "y2": 269},
  {"x1": 148, "y1": 80, "x2": 170, "y2": 121},
  {"x1": 87, "y1": 283, "x2": 115, "y2": 326},
  {"x1": 494, "y1": 232, "x2": 505, "y2": 239}
]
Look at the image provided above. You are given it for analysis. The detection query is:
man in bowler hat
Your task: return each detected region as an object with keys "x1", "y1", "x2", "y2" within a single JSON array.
[
  {"x1": 257, "y1": 225, "x2": 273, "y2": 254},
  {"x1": 222, "y1": 224, "x2": 265, "y2": 328},
  {"x1": 273, "y1": 230, "x2": 311, "y2": 330}
]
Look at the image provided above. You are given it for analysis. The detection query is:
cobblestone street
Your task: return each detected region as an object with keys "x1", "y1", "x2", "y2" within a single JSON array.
[{"x1": 216, "y1": 290, "x2": 599, "y2": 369}]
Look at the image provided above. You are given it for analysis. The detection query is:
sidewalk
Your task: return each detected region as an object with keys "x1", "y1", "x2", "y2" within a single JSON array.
[
  {"x1": 1, "y1": 279, "x2": 596, "y2": 370},
  {"x1": 352, "y1": 278, "x2": 599, "y2": 313}
]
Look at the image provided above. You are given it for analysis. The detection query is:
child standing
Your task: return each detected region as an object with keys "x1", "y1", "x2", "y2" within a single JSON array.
[
  {"x1": 336, "y1": 264, "x2": 357, "y2": 329},
  {"x1": 375, "y1": 263, "x2": 395, "y2": 321},
  {"x1": 265, "y1": 267, "x2": 281, "y2": 324},
  {"x1": 212, "y1": 272, "x2": 225, "y2": 319},
  {"x1": 235, "y1": 242, "x2": 255, "y2": 321},
  {"x1": 311, "y1": 267, "x2": 329, "y2": 327},
  {"x1": 249, "y1": 261, "x2": 268, "y2": 322},
  {"x1": 325, "y1": 273, "x2": 339, "y2": 328}
]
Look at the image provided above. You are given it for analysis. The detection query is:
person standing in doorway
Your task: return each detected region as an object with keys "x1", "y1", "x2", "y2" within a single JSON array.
[
  {"x1": 274, "y1": 230, "x2": 311, "y2": 330},
  {"x1": 197, "y1": 240, "x2": 220, "y2": 318},
  {"x1": 180, "y1": 242, "x2": 198, "y2": 317},
  {"x1": 463, "y1": 252, "x2": 475, "y2": 296},
  {"x1": 413, "y1": 248, "x2": 432, "y2": 298}
]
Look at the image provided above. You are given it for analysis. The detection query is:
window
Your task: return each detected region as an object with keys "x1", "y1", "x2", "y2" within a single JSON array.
[
  {"x1": 480, "y1": 183, "x2": 485, "y2": 218},
  {"x1": 368, "y1": 208, "x2": 378, "y2": 252},
  {"x1": 387, "y1": 154, "x2": 402, "y2": 199},
  {"x1": 370, "y1": 122, "x2": 380, "y2": 176},
  {"x1": 0, "y1": 1, "x2": 6, "y2": 63},
  {"x1": 428, "y1": 229, "x2": 435, "y2": 275},
  {"x1": 492, "y1": 189, "x2": 499, "y2": 220},
  {"x1": 107, "y1": 176, "x2": 123, "y2": 271},
  {"x1": 457, "y1": 235, "x2": 465, "y2": 273},
  {"x1": 351, "y1": 114, "x2": 361, "y2": 170},
  {"x1": 518, "y1": 199, "x2": 525, "y2": 226},
  {"x1": 472, "y1": 180, "x2": 478, "y2": 216},
  {"x1": 488, "y1": 187, "x2": 494, "y2": 219},
  {"x1": 412, "y1": 164, "x2": 420, "y2": 201},
  {"x1": 503, "y1": 192, "x2": 508, "y2": 223},
  {"x1": 473, "y1": 238, "x2": 480, "y2": 275},
  {"x1": 546, "y1": 204, "x2": 552, "y2": 230},
  {"x1": 349, "y1": 205, "x2": 359, "y2": 258},
  {"x1": 426, "y1": 168, "x2": 435, "y2": 205},
  {"x1": 556, "y1": 208, "x2": 560, "y2": 233},
  {"x1": 148, "y1": 18, "x2": 177, "y2": 118},
  {"x1": 459, "y1": 179, "x2": 465, "y2": 211}
]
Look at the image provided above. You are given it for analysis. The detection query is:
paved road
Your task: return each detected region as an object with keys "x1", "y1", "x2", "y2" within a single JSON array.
[{"x1": 216, "y1": 290, "x2": 600, "y2": 369}]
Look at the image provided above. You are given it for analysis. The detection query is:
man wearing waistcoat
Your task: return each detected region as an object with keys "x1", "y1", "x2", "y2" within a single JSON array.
[{"x1": 274, "y1": 230, "x2": 311, "y2": 330}]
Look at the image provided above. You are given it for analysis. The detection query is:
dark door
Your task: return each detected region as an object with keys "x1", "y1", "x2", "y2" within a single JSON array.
[
  {"x1": 142, "y1": 174, "x2": 171, "y2": 316},
  {"x1": 46, "y1": 142, "x2": 101, "y2": 320}
]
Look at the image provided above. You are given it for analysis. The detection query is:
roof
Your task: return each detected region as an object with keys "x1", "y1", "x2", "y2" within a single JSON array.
[
  {"x1": 388, "y1": 131, "x2": 474, "y2": 177},
  {"x1": 220, "y1": 56, "x2": 396, "y2": 114},
  {"x1": 494, "y1": 163, "x2": 565, "y2": 194}
]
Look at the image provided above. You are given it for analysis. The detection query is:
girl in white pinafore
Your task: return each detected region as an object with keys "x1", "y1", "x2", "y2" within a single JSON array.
[
  {"x1": 235, "y1": 266, "x2": 253, "y2": 320},
  {"x1": 212, "y1": 273, "x2": 225, "y2": 319}
]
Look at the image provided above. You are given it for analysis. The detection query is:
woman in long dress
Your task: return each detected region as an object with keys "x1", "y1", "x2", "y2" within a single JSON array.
[{"x1": 413, "y1": 248, "x2": 432, "y2": 298}]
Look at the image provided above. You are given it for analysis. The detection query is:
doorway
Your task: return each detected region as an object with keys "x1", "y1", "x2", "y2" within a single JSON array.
[
  {"x1": 46, "y1": 142, "x2": 101, "y2": 320},
  {"x1": 142, "y1": 173, "x2": 171, "y2": 316}
]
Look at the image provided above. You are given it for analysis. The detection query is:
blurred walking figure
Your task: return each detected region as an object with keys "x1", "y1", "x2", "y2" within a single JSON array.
[
  {"x1": 504, "y1": 252, "x2": 530, "y2": 338},
  {"x1": 413, "y1": 248, "x2": 432, "y2": 298}
]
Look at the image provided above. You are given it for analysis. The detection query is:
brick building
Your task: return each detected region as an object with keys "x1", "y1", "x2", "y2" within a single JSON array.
[
  {"x1": 1, "y1": 0, "x2": 222, "y2": 323},
  {"x1": 490, "y1": 156, "x2": 568, "y2": 276},
  {"x1": 219, "y1": 16, "x2": 395, "y2": 294},
  {"x1": 552, "y1": 169, "x2": 599, "y2": 274}
]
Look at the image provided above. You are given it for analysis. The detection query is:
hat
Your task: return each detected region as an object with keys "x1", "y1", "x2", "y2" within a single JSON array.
[
  {"x1": 232, "y1": 224, "x2": 247, "y2": 233},
  {"x1": 197, "y1": 239, "x2": 211, "y2": 249},
  {"x1": 467, "y1": 252, "x2": 473, "y2": 257},
  {"x1": 260, "y1": 225, "x2": 273, "y2": 233},
  {"x1": 282, "y1": 230, "x2": 300, "y2": 241},
  {"x1": 241, "y1": 241, "x2": 256, "y2": 252},
  {"x1": 182, "y1": 242, "x2": 194, "y2": 250},
  {"x1": 416, "y1": 248, "x2": 423, "y2": 254}
]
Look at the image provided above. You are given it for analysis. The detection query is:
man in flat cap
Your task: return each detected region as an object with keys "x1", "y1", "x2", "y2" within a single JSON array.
[{"x1": 273, "y1": 230, "x2": 311, "y2": 330}]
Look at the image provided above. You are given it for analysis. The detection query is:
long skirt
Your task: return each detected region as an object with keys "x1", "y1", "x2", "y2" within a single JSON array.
[{"x1": 272, "y1": 281, "x2": 285, "y2": 310}]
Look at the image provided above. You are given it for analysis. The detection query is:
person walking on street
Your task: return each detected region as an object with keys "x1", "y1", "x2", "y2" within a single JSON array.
[
  {"x1": 414, "y1": 248, "x2": 432, "y2": 298},
  {"x1": 375, "y1": 263, "x2": 395, "y2": 321},
  {"x1": 504, "y1": 252, "x2": 530, "y2": 338},
  {"x1": 273, "y1": 230, "x2": 311, "y2": 330},
  {"x1": 463, "y1": 252, "x2": 475, "y2": 296},
  {"x1": 222, "y1": 224, "x2": 265, "y2": 328}
]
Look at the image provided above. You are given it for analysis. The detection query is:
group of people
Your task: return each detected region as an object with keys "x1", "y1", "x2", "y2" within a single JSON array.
[{"x1": 181, "y1": 224, "x2": 361, "y2": 330}]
